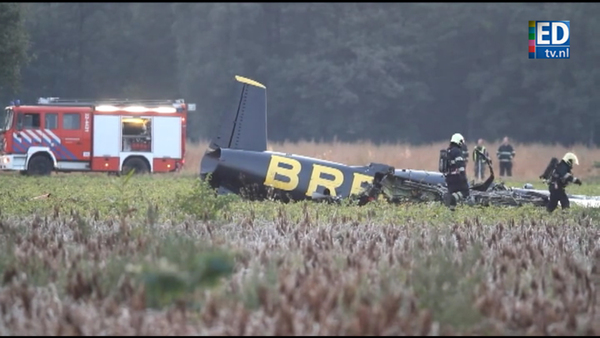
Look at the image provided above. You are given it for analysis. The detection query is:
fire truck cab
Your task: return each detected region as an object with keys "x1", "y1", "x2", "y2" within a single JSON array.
[{"x1": 0, "y1": 98, "x2": 195, "y2": 175}]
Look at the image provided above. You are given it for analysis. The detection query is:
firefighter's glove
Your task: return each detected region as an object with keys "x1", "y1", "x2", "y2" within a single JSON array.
[{"x1": 574, "y1": 178, "x2": 582, "y2": 185}]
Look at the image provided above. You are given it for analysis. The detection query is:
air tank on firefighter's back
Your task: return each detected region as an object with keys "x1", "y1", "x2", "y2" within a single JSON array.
[{"x1": 439, "y1": 149, "x2": 447, "y2": 173}]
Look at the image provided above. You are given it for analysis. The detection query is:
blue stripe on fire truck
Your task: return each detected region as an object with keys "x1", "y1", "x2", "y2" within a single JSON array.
[
  {"x1": 55, "y1": 144, "x2": 77, "y2": 160},
  {"x1": 40, "y1": 129, "x2": 78, "y2": 160},
  {"x1": 33, "y1": 130, "x2": 69, "y2": 160},
  {"x1": 29, "y1": 130, "x2": 71, "y2": 160},
  {"x1": 12, "y1": 131, "x2": 78, "y2": 161},
  {"x1": 11, "y1": 135, "x2": 26, "y2": 153},
  {"x1": 37, "y1": 137, "x2": 67, "y2": 160}
]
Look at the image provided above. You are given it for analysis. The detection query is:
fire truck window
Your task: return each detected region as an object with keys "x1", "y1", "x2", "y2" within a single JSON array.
[
  {"x1": 63, "y1": 113, "x2": 81, "y2": 130},
  {"x1": 122, "y1": 117, "x2": 152, "y2": 152},
  {"x1": 45, "y1": 113, "x2": 58, "y2": 129},
  {"x1": 22, "y1": 113, "x2": 41, "y2": 129}
]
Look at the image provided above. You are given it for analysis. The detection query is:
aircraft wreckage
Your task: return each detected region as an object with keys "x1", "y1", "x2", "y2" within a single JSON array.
[
  {"x1": 351, "y1": 156, "x2": 600, "y2": 208},
  {"x1": 200, "y1": 75, "x2": 600, "y2": 209}
]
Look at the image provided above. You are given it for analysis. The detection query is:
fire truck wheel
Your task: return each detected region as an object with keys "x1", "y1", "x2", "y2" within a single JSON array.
[
  {"x1": 27, "y1": 155, "x2": 53, "y2": 176},
  {"x1": 122, "y1": 157, "x2": 150, "y2": 175}
]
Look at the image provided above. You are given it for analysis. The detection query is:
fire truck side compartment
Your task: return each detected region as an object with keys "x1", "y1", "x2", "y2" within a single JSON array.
[
  {"x1": 153, "y1": 116, "x2": 182, "y2": 158},
  {"x1": 92, "y1": 115, "x2": 121, "y2": 171}
]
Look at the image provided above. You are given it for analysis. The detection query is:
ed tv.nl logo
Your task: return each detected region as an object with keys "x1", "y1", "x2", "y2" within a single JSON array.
[{"x1": 529, "y1": 21, "x2": 570, "y2": 59}]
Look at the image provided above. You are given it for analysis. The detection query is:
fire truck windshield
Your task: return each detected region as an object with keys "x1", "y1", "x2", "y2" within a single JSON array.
[{"x1": 1, "y1": 108, "x2": 13, "y2": 132}]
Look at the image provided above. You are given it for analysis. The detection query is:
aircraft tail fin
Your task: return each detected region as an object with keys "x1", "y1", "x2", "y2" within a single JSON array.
[{"x1": 208, "y1": 75, "x2": 267, "y2": 152}]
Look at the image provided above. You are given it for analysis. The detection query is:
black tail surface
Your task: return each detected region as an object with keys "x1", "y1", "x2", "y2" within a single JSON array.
[{"x1": 208, "y1": 75, "x2": 267, "y2": 152}]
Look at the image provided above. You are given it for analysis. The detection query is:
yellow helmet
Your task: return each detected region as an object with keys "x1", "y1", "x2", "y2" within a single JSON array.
[
  {"x1": 562, "y1": 152, "x2": 579, "y2": 166},
  {"x1": 450, "y1": 133, "x2": 464, "y2": 145}
]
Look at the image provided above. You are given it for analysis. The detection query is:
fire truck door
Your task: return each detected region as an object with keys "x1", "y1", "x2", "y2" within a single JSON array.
[
  {"x1": 59, "y1": 112, "x2": 89, "y2": 161},
  {"x1": 15, "y1": 111, "x2": 43, "y2": 152}
]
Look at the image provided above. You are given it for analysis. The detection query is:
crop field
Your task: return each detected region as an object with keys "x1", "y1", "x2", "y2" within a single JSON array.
[{"x1": 1, "y1": 142, "x2": 600, "y2": 335}]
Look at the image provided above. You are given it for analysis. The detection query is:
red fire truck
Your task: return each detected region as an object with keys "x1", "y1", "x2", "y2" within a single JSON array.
[{"x1": 0, "y1": 98, "x2": 195, "y2": 175}]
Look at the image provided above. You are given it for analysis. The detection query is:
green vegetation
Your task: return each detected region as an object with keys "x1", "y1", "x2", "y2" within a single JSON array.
[
  {"x1": 1, "y1": 2, "x2": 598, "y2": 333},
  {"x1": 0, "y1": 174, "x2": 598, "y2": 225},
  {"x1": 0, "y1": 174, "x2": 599, "y2": 334},
  {"x1": 0, "y1": 173, "x2": 597, "y2": 218},
  {"x1": 0, "y1": 3, "x2": 29, "y2": 98}
]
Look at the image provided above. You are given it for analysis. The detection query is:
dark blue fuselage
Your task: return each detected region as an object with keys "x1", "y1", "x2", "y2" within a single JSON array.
[{"x1": 200, "y1": 148, "x2": 446, "y2": 201}]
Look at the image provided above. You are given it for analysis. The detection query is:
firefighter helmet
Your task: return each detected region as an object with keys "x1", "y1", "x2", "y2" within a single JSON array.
[
  {"x1": 563, "y1": 152, "x2": 579, "y2": 166},
  {"x1": 450, "y1": 133, "x2": 464, "y2": 145}
]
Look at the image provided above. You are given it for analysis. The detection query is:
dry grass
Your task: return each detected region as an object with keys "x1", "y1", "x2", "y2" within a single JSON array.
[
  {"x1": 1, "y1": 209, "x2": 600, "y2": 335},
  {"x1": 2, "y1": 158, "x2": 600, "y2": 335},
  {"x1": 183, "y1": 140, "x2": 600, "y2": 181}
]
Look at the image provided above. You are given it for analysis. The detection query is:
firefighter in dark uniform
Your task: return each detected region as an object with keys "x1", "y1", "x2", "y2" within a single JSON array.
[
  {"x1": 443, "y1": 133, "x2": 470, "y2": 211},
  {"x1": 472, "y1": 138, "x2": 489, "y2": 181},
  {"x1": 546, "y1": 152, "x2": 582, "y2": 213},
  {"x1": 496, "y1": 136, "x2": 515, "y2": 177}
]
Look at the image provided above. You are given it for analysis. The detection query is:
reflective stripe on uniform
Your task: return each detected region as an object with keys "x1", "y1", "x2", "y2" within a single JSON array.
[
  {"x1": 452, "y1": 191, "x2": 464, "y2": 202},
  {"x1": 448, "y1": 167, "x2": 465, "y2": 175},
  {"x1": 473, "y1": 148, "x2": 488, "y2": 161},
  {"x1": 450, "y1": 156, "x2": 464, "y2": 165}
]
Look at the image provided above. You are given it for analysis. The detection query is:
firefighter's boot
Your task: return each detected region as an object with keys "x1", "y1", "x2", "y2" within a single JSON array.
[{"x1": 444, "y1": 192, "x2": 456, "y2": 211}]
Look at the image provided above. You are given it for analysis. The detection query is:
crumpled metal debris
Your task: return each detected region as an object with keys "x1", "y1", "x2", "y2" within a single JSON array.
[{"x1": 357, "y1": 149, "x2": 548, "y2": 208}]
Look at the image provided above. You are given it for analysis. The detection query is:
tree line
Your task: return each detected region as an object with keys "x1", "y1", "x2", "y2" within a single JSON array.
[{"x1": 2, "y1": 3, "x2": 599, "y2": 146}]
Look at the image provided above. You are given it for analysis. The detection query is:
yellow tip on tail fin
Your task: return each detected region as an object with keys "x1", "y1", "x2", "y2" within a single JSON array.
[{"x1": 235, "y1": 75, "x2": 266, "y2": 89}]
